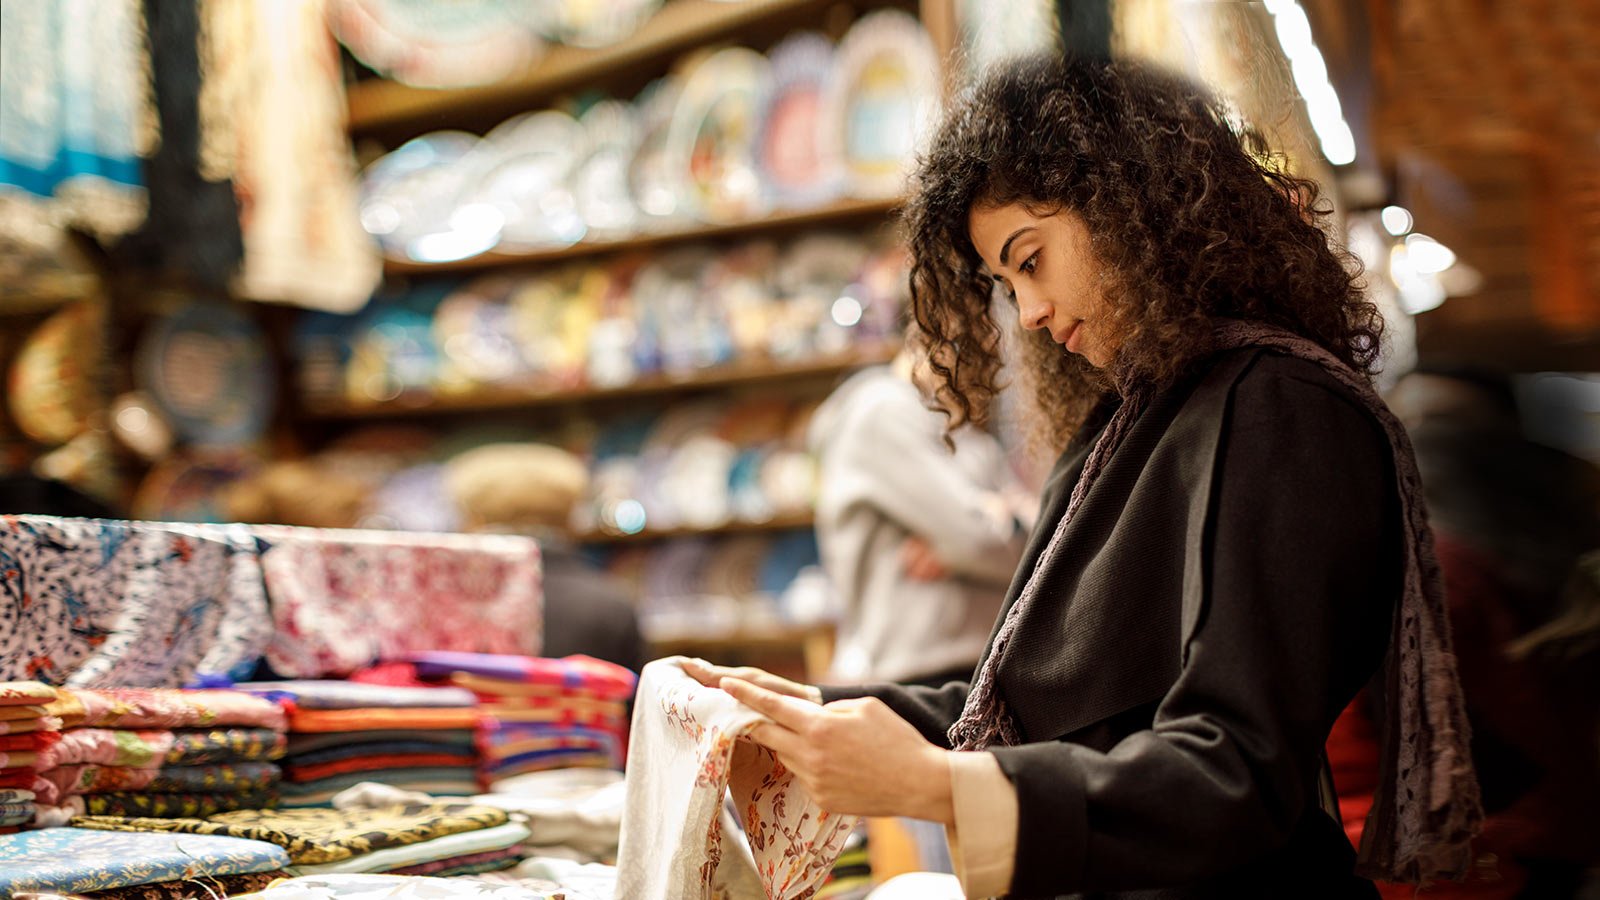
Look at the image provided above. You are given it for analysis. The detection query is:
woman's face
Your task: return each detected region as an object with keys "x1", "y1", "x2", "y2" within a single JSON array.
[{"x1": 968, "y1": 202, "x2": 1117, "y2": 368}]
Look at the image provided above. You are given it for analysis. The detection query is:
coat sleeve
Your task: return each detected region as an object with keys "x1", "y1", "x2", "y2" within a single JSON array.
[
  {"x1": 990, "y1": 365, "x2": 1402, "y2": 896},
  {"x1": 828, "y1": 389, "x2": 1026, "y2": 586},
  {"x1": 818, "y1": 680, "x2": 971, "y2": 748}
]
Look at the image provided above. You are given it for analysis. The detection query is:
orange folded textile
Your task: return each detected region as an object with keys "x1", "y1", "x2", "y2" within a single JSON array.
[
  {"x1": 0, "y1": 682, "x2": 55, "y2": 706},
  {"x1": 286, "y1": 706, "x2": 479, "y2": 733}
]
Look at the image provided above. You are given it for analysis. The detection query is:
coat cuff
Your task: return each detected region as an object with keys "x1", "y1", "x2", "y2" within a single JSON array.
[
  {"x1": 945, "y1": 750, "x2": 1018, "y2": 899},
  {"x1": 988, "y1": 742, "x2": 1088, "y2": 896}
]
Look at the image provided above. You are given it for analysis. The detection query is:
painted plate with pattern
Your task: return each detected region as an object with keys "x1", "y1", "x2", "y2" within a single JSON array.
[
  {"x1": 464, "y1": 111, "x2": 588, "y2": 252},
  {"x1": 359, "y1": 132, "x2": 495, "y2": 262},
  {"x1": 136, "y1": 301, "x2": 275, "y2": 447},
  {"x1": 329, "y1": 0, "x2": 539, "y2": 88},
  {"x1": 823, "y1": 10, "x2": 940, "y2": 198},
  {"x1": 572, "y1": 99, "x2": 642, "y2": 240},
  {"x1": 665, "y1": 48, "x2": 774, "y2": 224},
  {"x1": 757, "y1": 32, "x2": 843, "y2": 209},
  {"x1": 7, "y1": 301, "x2": 100, "y2": 445}
]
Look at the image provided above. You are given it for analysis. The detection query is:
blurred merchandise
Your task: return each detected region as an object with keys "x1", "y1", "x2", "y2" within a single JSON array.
[
  {"x1": 6, "y1": 301, "x2": 102, "y2": 446},
  {"x1": 134, "y1": 450, "x2": 262, "y2": 523},
  {"x1": 298, "y1": 231, "x2": 907, "y2": 409},
  {"x1": 328, "y1": 0, "x2": 543, "y2": 88},
  {"x1": 135, "y1": 300, "x2": 276, "y2": 447},
  {"x1": 353, "y1": 15, "x2": 938, "y2": 264}
]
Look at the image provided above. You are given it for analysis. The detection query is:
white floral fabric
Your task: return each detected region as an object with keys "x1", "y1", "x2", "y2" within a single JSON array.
[{"x1": 616, "y1": 658, "x2": 856, "y2": 900}]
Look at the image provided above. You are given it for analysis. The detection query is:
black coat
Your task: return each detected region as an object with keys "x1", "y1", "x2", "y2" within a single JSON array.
[{"x1": 823, "y1": 348, "x2": 1403, "y2": 899}]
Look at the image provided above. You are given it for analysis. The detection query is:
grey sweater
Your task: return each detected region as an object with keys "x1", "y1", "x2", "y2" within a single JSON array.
[{"x1": 808, "y1": 366, "x2": 1027, "y2": 684}]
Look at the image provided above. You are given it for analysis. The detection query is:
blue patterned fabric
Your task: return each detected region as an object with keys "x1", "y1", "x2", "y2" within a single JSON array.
[
  {"x1": 0, "y1": 516, "x2": 272, "y2": 687},
  {"x1": 0, "y1": 826, "x2": 290, "y2": 894}
]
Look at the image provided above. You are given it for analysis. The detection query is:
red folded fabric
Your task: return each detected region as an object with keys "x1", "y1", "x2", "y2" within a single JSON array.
[
  {"x1": 285, "y1": 752, "x2": 477, "y2": 783},
  {"x1": 0, "y1": 731, "x2": 61, "y2": 751}
]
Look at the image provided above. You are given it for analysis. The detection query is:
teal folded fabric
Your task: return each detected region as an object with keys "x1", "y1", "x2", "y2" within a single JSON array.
[{"x1": 0, "y1": 826, "x2": 290, "y2": 894}]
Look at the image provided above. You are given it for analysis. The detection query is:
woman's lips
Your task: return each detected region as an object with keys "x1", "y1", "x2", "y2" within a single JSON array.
[{"x1": 1058, "y1": 320, "x2": 1084, "y2": 352}]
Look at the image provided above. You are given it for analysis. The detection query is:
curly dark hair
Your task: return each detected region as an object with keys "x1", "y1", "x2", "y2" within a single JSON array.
[{"x1": 905, "y1": 53, "x2": 1384, "y2": 451}]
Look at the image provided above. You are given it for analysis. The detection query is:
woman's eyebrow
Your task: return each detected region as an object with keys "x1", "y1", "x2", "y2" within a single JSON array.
[{"x1": 999, "y1": 226, "x2": 1036, "y2": 267}]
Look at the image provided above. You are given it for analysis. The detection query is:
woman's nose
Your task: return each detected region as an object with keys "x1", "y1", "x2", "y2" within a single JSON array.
[{"x1": 1017, "y1": 293, "x2": 1051, "y2": 332}]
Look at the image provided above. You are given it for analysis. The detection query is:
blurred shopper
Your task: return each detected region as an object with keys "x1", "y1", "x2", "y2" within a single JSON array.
[
  {"x1": 1330, "y1": 368, "x2": 1600, "y2": 898},
  {"x1": 445, "y1": 443, "x2": 647, "y2": 676},
  {"x1": 808, "y1": 341, "x2": 1030, "y2": 689}
]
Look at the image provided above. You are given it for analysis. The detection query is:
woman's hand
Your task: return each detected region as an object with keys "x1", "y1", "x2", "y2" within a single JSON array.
[
  {"x1": 721, "y1": 677, "x2": 955, "y2": 825},
  {"x1": 680, "y1": 658, "x2": 822, "y2": 705}
]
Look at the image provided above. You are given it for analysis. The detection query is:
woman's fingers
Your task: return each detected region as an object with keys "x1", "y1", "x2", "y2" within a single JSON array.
[{"x1": 721, "y1": 677, "x2": 820, "y2": 731}]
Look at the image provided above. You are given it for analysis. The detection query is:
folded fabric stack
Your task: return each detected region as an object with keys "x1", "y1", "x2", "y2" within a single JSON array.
[
  {"x1": 405, "y1": 653, "x2": 636, "y2": 787},
  {"x1": 0, "y1": 826, "x2": 291, "y2": 897},
  {"x1": 467, "y1": 768, "x2": 626, "y2": 864},
  {"x1": 72, "y1": 801, "x2": 528, "y2": 878},
  {"x1": 30, "y1": 687, "x2": 288, "y2": 825},
  {"x1": 239, "y1": 681, "x2": 481, "y2": 807},
  {"x1": 0, "y1": 681, "x2": 65, "y2": 834}
]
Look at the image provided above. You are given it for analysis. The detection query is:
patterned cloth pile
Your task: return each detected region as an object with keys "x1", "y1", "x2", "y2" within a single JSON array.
[
  {"x1": 24, "y1": 686, "x2": 288, "y2": 825},
  {"x1": 238, "y1": 681, "x2": 481, "y2": 808},
  {"x1": 0, "y1": 826, "x2": 291, "y2": 895},
  {"x1": 0, "y1": 681, "x2": 61, "y2": 833},
  {"x1": 391, "y1": 652, "x2": 636, "y2": 786},
  {"x1": 71, "y1": 801, "x2": 527, "y2": 878}
]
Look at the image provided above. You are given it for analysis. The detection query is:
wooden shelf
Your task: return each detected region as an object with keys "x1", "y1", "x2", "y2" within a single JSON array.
[
  {"x1": 576, "y1": 510, "x2": 814, "y2": 544},
  {"x1": 347, "y1": 0, "x2": 853, "y2": 137},
  {"x1": 649, "y1": 620, "x2": 836, "y2": 677},
  {"x1": 379, "y1": 196, "x2": 901, "y2": 276},
  {"x1": 301, "y1": 340, "x2": 899, "y2": 420}
]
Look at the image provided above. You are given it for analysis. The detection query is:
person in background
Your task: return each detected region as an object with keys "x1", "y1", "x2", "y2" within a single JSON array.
[
  {"x1": 1328, "y1": 367, "x2": 1600, "y2": 898},
  {"x1": 445, "y1": 443, "x2": 647, "y2": 677},
  {"x1": 808, "y1": 335, "x2": 1031, "y2": 690}
]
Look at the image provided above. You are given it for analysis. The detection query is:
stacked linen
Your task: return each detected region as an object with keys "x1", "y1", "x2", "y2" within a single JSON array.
[
  {"x1": 0, "y1": 681, "x2": 68, "y2": 833},
  {"x1": 72, "y1": 801, "x2": 528, "y2": 878},
  {"x1": 407, "y1": 653, "x2": 635, "y2": 786},
  {"x1": 30, "y1": 687, "x2": 287, "y2": 824},
  {"x1": 0, "y1": 826, "x2": 290, "y2": 896},
  {"x1": 239, "y1": 681, "x2": 480, "y2": 807}
]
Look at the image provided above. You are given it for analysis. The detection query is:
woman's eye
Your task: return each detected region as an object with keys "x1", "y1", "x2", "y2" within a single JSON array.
[{"x1": 1019, "y1": 252, "x2": 1040, "y2": 275}]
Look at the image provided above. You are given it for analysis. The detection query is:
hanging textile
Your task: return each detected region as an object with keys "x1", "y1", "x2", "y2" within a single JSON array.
[{"x1": 196, "y1": 0, "x2": 380, "y2": 311}]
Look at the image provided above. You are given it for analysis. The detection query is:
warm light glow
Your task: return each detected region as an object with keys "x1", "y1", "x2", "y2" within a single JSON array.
[
  {"x1": 1404, "y1": 233, "x2": 1457, "y2": 274},
  {"x1": 1380, "y1": 205, "x2": 1413, "y2": 236},
  {"x1": 831, "y1": 295, "x2": 863, "y2": 327},
  {"x1": 1265, "y1": 0, "x2": 1357, "y2": 167}
]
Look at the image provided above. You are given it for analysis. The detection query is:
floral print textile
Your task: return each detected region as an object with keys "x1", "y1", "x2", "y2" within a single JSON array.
[
  {"x1": 0, "y1": 681, "x2": 55, "y2": 705},
  {"x1": 74, "y1": 788, "x2": 276, "y2": 818},
  {"x1": 41, "y1": 761, "x2": 281, "y2": 801},
  {"x1": 0, "y1": 516, "x2": 272, "y2": 687},
  {"x1": 0, "y1": 826, "x2": 291, "y2": 894},
  {"x1": 77, "y1": 869, "x2": 287, "y2": 898},
  {"x1": 75, "y1": 688, "x2": 287, "y2": 730},
  {"x1": 164, "y1": 727, "x2": 288, "y2": 765},
  {"x1": 616, "y1": 658, "x2": 857, "y2": 900},
  {"x1": 253, "y1": 525, "x2": 543, "y2": 678},
  {"x1": 70, "y1": 802, "x2": 511, "y2": 865}
]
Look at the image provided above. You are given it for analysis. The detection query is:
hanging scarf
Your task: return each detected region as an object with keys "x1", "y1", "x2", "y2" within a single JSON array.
[{"x1": 947, "y1": 320, "x2": 1483, "y2": 882}]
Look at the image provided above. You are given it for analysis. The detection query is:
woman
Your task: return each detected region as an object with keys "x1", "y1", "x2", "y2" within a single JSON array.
[{"x1": 685, "y1": 54, "x2": 1481, "y2": 899}]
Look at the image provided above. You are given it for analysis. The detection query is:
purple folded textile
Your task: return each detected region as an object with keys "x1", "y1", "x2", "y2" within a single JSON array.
[
  {"x1": 235, "y1": 681, "x2": 477, "y2": 710},
  {"x1": 406, "y1": 652, "x2": 531, "y2": 683}
]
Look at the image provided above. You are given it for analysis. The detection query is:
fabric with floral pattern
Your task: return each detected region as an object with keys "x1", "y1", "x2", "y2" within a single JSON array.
[
  {"x1": 163, "y1": 727, "x2": 288, "y2": 765},
  {"x1": 0, "y1": 681, "x2": 55, "y2": 705},
  {"x1": 73, "y1": 869, "x2": 287, "y2": 898},
  {"x1": 70, "y1": 801, "x2": 510, "y2": 865},
  {"x1": 616, "y1": 658, "x2": 857, "y2": 900},
  {"x1": 0, "y1": 516, "x2": 272, "y2": 687},
  {"x1": 35, "y1": 728, "x2": 174, "y2": 769},
  {"x1": 74, "y1": 688, "x2": 286, "y2": 730},
  {"x1": 252, "y1": 525, "x2": 542, "y2": 678},
  {"x1": 73, "y1": 788, "x2": 276, "y2": 818},
  {"x1": 0, "y1": 826, "x2": 291, "y2": 894}
]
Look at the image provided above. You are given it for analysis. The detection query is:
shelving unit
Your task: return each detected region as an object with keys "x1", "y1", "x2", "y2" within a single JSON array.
[
  {"x1": 380, "y1": 197, "x2": 900, "y2": 276},
  {"x1": 575, "y1": 510, "x2": 815, "y2": 545},
  {"x1": 304, "y1": 340, "x2": 898, "y2": 419}
]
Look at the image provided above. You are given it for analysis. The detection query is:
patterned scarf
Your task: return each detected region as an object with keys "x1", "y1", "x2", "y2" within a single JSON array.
[{"x1": 947, "y1": 321, "x2": 1483, "y2": 882}]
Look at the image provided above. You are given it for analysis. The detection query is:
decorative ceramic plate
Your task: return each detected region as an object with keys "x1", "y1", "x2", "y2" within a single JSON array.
[
  {"x1": 626, "y1": 77, "x2": 687, "y2": 230},
  {"x1": 572, "y1": 100, "x2": 642, "y2": 239},
  {"x1": 665, "y1": 48, "x2": 773, "y2": 224},
  {"x1": 824, "y1": 10, "x2": 940, "y2": 198},
  {"x1": 529, "y1": 0, "x2": 662, "y2": 49},
  {"x1": 757, "y1": 32, "x2": 842, "y2": 209},
  {"x1": 329, "y1": 0, "x2": 539, "y2": 88},
  {"x1": 136, "y1": 301, "x2": 275, "y2": 446},
  {"x1": 7, "y1": 300, "x2": 99, "y2": 445},
  {"x1": 359, "y1": 132, "x2": 496, "y2": 262},
  {"x1": 464, "y1": 111, "x2": 588, "y2": 251}
]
